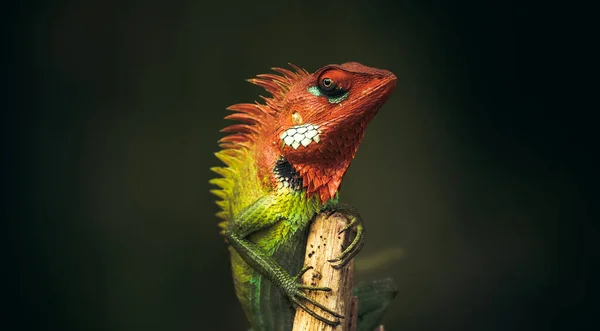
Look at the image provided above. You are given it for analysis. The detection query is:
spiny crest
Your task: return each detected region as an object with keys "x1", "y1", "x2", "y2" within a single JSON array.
[
  {"x1": 211, "y1": 64, "x2": 308, "y2": 224},
  {"x1": 218, "y1": 63, "x2": 308, "y2": 150},
  {"x1": 247, "y1": 63, "x2": 309, "y2": 102},
  {"x1": 210, "y1": 149, "x2": 243, "y2": 226}
]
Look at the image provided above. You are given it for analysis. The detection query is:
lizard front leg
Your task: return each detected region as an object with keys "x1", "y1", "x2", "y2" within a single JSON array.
[{"x1": 324, "y1": 203, "x2": 365, "y2": 269}]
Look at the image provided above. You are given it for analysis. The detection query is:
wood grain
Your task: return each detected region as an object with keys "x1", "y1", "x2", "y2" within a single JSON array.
[{"x1": 292, "y1": 212, "x2": 357, "y2": 331}]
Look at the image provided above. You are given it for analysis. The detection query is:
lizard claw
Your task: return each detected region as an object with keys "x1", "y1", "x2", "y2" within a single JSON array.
[
  {"x1": 285, "y1": 265, "x2": 343, "y2": 326},
  {"x1": 294, "y1": 265, "x2": 314, "y2": 282},
  {"x1": 326, "y1": 204, "x2": 365, "y2": 269}
]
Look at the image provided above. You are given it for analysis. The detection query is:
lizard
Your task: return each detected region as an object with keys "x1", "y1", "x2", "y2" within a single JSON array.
[{"x1": 210, "y1": 62, "x2": 398, "y2": 331}]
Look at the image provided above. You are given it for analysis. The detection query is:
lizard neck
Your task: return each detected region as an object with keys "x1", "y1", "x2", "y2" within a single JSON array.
[{"x1": 285, "y1": 125, "x2": 366, "y2": 204}]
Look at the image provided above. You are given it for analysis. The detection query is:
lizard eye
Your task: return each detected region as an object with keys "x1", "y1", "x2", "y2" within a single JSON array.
[{"x1": 318, "y1": 77, "x2": 345, "y2": 97}]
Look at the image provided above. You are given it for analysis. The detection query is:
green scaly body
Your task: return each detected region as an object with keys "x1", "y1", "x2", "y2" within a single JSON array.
[{"x1": 212, "y1": 146, "x2": 334, "y2": 330}]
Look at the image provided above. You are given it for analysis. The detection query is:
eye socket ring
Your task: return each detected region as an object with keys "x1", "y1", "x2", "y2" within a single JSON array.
[
  {"x1": 318, "y1": 77, "x2": 341, "y2": 95},
  {"x1": 320, "y1": 77, "x2": 336, "y2": 92},
  {"x1": 316, "y1": 71, "x2": 348, "y2": 97}
]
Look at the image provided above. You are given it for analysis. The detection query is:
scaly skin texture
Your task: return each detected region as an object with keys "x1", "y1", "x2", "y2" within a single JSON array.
[{"x1": 211, "y1": 62, "x2": 397, "y2": 330}]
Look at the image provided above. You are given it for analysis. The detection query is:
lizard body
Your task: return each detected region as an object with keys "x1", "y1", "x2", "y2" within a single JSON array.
[{"x1": 211, "y1": 62, "x2": 397, "y2": 330}]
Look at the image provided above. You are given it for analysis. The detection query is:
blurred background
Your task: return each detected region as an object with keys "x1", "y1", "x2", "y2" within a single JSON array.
[{"x1": 5, "y1": 1, "x2": 593, "y2": 330}]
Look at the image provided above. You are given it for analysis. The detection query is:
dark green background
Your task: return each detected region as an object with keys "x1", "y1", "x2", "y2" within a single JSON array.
[{"x1": 6, "y1": 1, "x2": 592, "y2": 330}]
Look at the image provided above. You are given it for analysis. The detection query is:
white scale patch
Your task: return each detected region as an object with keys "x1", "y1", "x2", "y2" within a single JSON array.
[{"x1": 279, "y1": 123, "x2": 321, "y2": 149}]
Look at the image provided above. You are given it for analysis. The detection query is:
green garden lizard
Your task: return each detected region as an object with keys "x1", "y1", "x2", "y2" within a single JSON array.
[{"x1": 211, "y1": 62, "x2": 398, "y2": 330}]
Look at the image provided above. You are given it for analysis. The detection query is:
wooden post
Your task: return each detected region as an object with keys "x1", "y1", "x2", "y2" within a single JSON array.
[{"x1": 292, "y1": 212, "x2": 358, "y2": 331}]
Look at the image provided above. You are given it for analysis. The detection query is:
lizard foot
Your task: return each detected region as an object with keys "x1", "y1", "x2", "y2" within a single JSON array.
[
  {"x1": 285, "y1": 266, "x2": 343, "y2": 326},
  {"x1": 324, "y1": 203, "x2": 365, "y2": 269}
]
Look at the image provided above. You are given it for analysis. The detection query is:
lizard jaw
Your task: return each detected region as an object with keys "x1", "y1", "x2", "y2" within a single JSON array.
[{"x1": 279, "y1": 123, "x2": 321, "y2": 150}]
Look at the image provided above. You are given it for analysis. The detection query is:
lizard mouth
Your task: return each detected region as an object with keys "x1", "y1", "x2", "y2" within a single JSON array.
[{"x1": 279, "y1": 123, "x2": 321, "y2": 150}]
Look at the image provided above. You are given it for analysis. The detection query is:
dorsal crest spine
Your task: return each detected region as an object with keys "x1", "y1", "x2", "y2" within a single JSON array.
[{"x1": 211, "y1": 64, "x2": 309, "y2": 223}]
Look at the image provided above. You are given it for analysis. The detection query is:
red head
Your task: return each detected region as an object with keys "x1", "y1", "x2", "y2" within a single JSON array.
[{"x1": 223, "y1": 62, "x2": 396, "y2": 203}]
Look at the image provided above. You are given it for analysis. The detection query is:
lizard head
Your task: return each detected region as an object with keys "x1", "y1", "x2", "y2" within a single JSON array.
[
  {"x1": 225, "y1": 62, "x2": 396, "y2": 203},
  {"x1": 274, "y1": 62, "x2": 397, "y2": 202}
]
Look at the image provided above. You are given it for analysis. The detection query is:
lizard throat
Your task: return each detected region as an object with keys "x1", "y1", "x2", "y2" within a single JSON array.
[
  {"x1": 283, "y1": 127, "x2": 365, "y2": 203},
  {"x1": 272, "y1": 157, "x2": 303, "y2": 191}
]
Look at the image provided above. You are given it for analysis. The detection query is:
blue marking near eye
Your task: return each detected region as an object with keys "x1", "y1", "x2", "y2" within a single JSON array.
[
  {"x1": 307, "y1": 86, "x2": 322, "y2": 97},
  {"x1": 327, "y1": 92, "x2": 349, "y2": 104},
  {"x1": 307, "y1": 86, "x2": 349, "y2": 104}
]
